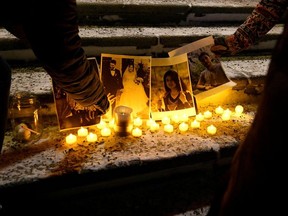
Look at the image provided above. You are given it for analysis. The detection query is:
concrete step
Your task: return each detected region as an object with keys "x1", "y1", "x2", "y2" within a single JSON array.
[
  {"x1": 0, "y1": 0, "x2": 284, "y2": 62},
  {"x1": 75, "y1": 0, "x2": 260, "y2": 26},
  {"x1": 0, "y1": 25, "x2": 283, "y2": 62}
]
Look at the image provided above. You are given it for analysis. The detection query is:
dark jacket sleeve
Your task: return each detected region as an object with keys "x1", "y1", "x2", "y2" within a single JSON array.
[{"x1": 1, "y1": 0, "x2": 108, "y2": 111}]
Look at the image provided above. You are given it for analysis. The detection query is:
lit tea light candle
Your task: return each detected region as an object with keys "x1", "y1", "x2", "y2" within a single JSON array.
[
  {"x1": 132, "y1": 127, "x2": 142, "y2": 137},
  {"x1": 215, "y1": 106, "x2": 224, "y2": 114},
  {"x1": 180, "y1": 113, "x2": 189, "y2": 122},
  {"x1": 77, "y1": 127, "x2": 88, "y2": 137},
  {"x1": 204, "y1": 110, "x2": 212, "y2": 119},
  {"x1": 195, "y1": 113, "x2": 204, "y2": 121},
  {"x1": 179, "y1": 122, "x2": 189, "y2": 132},
  {"x1": 235, "y1": 105, "x2": 244, "y2": 116},
  {"x1": 164, "y1": 124, "x2": 173, "y2": 133},
  {"x1": 191, "y1": 120, "x2": 200, "y2": 129},
  {"x1": 224, "y1": 109, "x2": 232, "y2": 115},
  {"x1": 109, "y1": 119, "x2": 115, "y2": 128},
  {"x1": 171, "y1": 114, "x2": 180, "y2": 124},
  {"x1": 146, "y1": 118, "x2": 154, "y2": 127},
  {"x1": 162, "y1": 116, "x2": 171, "y2": 125},
  {"x1": 207, "y1": 125, "x2": 217, "y2": 135},
  {"x1": 221, "y1": 111, "x2": 231, "y2": 121},
  {"x1": 101, "y1": 127, "x2": 111, "y2": 137},
  {"x1": 150, "y1": 121, "x2": 160, "y2": 132},
  {"x1": 87, "y1": 132, "x2": 97, "y2": 142},
  {"x1": 133, "y1": 117, "x2": 143, "y2": 127},
  {"x1": 96, "y1": 120, "x2": 107, "y2": 129},
  {"x1": 65, "y1": 133, "x2": 77, "y2": 145}
]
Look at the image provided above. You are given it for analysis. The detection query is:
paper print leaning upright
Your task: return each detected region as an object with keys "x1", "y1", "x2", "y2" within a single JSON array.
[
  {"x1": 169, "y1": 36, "x2": 236, "y2": 101},
  {"x1": 151, "y1": 53, "x2": 197, "y2": 121},
  {"x1": 100, "y1": 53, "x2": 151, "y2": 120}
]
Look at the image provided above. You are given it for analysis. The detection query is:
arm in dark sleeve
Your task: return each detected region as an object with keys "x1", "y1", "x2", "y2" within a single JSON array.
[{"x1": 3, "y1": 0, "x2": 109, "y2": 113}]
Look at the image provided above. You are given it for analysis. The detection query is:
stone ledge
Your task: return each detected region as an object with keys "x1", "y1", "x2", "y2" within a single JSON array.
[
  {"x1": 0, "y1": 26, "x2": 282, "y2": 56},
  {"x1": 0, "y1": 100, "x2": 255, "y2": 214}
]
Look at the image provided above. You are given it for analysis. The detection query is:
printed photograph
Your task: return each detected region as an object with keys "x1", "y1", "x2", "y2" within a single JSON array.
[
  {"x1": 151, "y1": 53, "x2": 196, "y2": 121},
  {"x1": 100, "y1": 53, "x2": 151, "y2": 120},
  {"x1": 169, "y1": 36, "x2": 236, "y2": 101},
  {"x1": 52, "y1": 57, "x2": 101, "y2": 131}
]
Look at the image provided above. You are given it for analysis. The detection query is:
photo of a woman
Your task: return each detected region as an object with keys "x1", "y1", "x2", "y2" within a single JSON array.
[
  {"x1": 118, "y1": 60, "x2": 149, "y2": 118},
  {"x1": 158, "y1": 69, "x2": 193, "y2": 111},
  {"x1": 151, "y1": 53, "x2": 196, "y2": 120}
]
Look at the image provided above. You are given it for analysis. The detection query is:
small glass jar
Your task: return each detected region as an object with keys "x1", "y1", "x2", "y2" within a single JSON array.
[
  {"x1": 113, "y1": 105, "x2": 133, "y2": 136},
  {"x1": 9, "y1": 92, "x2": 43, "y2": 144}
]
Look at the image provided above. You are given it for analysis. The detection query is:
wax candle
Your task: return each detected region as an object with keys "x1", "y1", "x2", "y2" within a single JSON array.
[
  {"x1": 235, "y1": 105, "x2": 244, "y2": 116},
  {"x1": 133, "y1": 117, "x2": 143, "y2": 127},
  {"x1": 109, "y1": 119, "x2": 115, "y2": 128},
  {"x1": 179, "y1": 122, "x2": 189, "y2": 132},
  {"x1": 96, "y1": 120, "x2": 107, "y2": 129},
  {"x1": 221, "y1": 111, "x2": 231, "y2": 121},
  {"x1": 180, "y1": 113, "x2": 189, "y2": 122},
  {"x1": 171, "y1": 114, "x2": 180, "y2": 124},
  {"x1": 114, "y1": 105, "x2": 133, "y2": 136},
  {"x1": 191, "y1": 120, "x2": 200, "y2": 129},
  {"x1": 101, "y1": 127, "x2": 111, "y2": 137},
  {"x1": 204, "y1": 110, "x2": 212, "y2": 119},
  {"x1": 162, "y1": 116, "x2": 171, "y2": 125},
  {"x1": 87, "y1": 132, "x2": 97, "y2": 142},
  {"x1": 150, "y1": 121, "x2": 160, "y2": 132},
  {"x1": 65, "y1": 133, "x2": 77, "y2": 145},
  {"x1": 207, "y1": 125, "x2": 217, "y2": 135},
  {"x1": 146, "y1": 118, "x2": 154, "y2": 127},
  {"x1": 195, "y1": 113, "x2": 204, "y2": 122},
  {"x1": 215, "y1": 106, "x2": 224, "y2": 114},
  {"x1": 132, "y1": 127, "x2": 142, "y2": 137},
  {"x1": 77, "y1": 127, "x2": 88, "y2": 137},
  {"x1": 164, "y1": 124, "x2": 173, "y2": 133}
]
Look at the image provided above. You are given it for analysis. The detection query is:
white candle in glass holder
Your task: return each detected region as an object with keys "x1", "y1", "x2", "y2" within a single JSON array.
[
  {"x1": 87, "y1": 132, "x2": 97, "y2": 142},
  {"x1": 77, "y1": 127, "x2": 88, "y2": 137},
  {"x1": 179, "y1": 122, "x2": 189, "y2": 132},
  {"x1": 207, "y1": 125, "x2": 217, "y2": 135},
  {"x1": 164, "y1": 124, "x2": 173, "y2": 133},
  {"x1": 66, "y1": 133, "x2": 77, "y2": 145},
  {"x1": 132, "y1": 127, "x2": 142, "y2": 137}
]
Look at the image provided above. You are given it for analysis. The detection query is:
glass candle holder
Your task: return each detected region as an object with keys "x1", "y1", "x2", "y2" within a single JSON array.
[
  {"x1": 9, "y1": 92, "x2": 43, "y2": 144},
  {"x1": 113, "y1": 105, "x2": 133, "y2": 136}
]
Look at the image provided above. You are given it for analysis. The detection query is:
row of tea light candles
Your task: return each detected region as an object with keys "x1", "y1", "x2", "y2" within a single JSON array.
[{"x1": 65, "y1": 105, "x2": 244, "y2": 145}]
